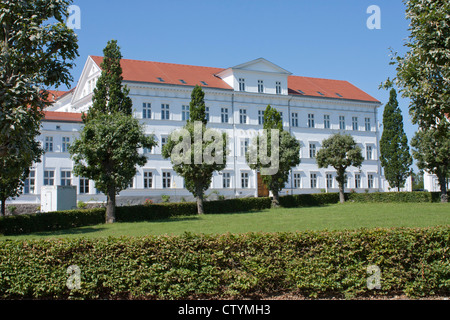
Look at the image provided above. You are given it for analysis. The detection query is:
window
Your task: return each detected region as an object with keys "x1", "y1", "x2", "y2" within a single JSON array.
[
  {"x1": 79, "y1": 177, "x2": 89, "y2": 194},
  {"x1": 366, "y1": 145, "x2": 373, "y2": 160},
  {"x1": 339, "y1": 116, "x2": 345, "y2": 130},
  {"x1": 291, "y1": 113, "x2": 298, "y2": 127},
  {"x1": 368, "y1": 174, "x2": 374, "y2": 189},
  {"x1": 60, "y1": 170, "x2": 71, "y2": 186},
  {"x1": 279, "y1": 112, "x2": 283, "y2": 125},
  {"x1": 326, "y1": 174, "x2": 333, "y2": 189},
  {"x1": 355, "y1": 174, "x2": 361, "y2": 189},
  {"x1": 352, "y1": 117, "x2": 358, "y2": 131},
  {"x1": 365, "y1": 117, "x2": 371, "y2": 131},
  {"x1": 143, "y1": 103, "x2": 151, "y2": 119},
  {"x1": 276, "y1": 81, "x2": 281, "y2": 94},
  {"x1": 310, "y1": 173, "x2": 317, "y2": 189},
  {"x1": 344, "y1": 174, "x2": 348, "y2": 188},
  {"x1": 258, "y1": 110, "x2": 265, "y2": 125},
  {"x1": 143, "y1": 146, "x2": 153, "y2": 154},
  {"x1": 257, "y1": 80, "x2": 264, "y2": 93},
  {"x1": 182, "y1": 105, "x2": 190, "y2": 121},
  {"x1": 221, "y1": 108, "x2": 229, "y2": 123},
  {"x1": 239, "y1": 109, "x2": 247, "y2": 124},
  {"x1": 45, "y1": 137, "x2": 53, "y2": 152},
  {"x1": 241, "y1": 172, "x2": 249, "y2": 188},
  {"x1": 162, "y1": 171, "x2": 171, "y2": 189},
  {"x1": 308, "y1": 114, "x2": 315, "y2": 128},
  {"x1": 157, "y1": 77, "x2": 165, "y2": 82},
  {"x1": 293, "y1": 173, "x2": 301, "y2": 188},
  {"x1": 240, "y1": 138, "x2": 249, "y2": 156},
  {"x1": 309, "y1": 143, "x2": 317, "y2": 158},
  {"x1": 200, "y1": 81, "x2": 208, "y2": 86},
  {"x1": 179, "y1": 79, "x2": 186, "y2": 84},
  {"x1": 205, "y1": 107, "x2": 210, "y2": 122},
  {"x1": 160, "y1": 136, "x2": 168, "y2": 152},
  {"x1": 317, "y1": 91, "x2": 325, "y2": 96},
  {"x1": 143, "y1": 171, "x2": 153, "y2": 189},
  {"x1": 161, "y1": 104, "x2": 170, "y2": 120},
  {"x1": 324, "y1": 115, "x2": 330, "y2": 129},
  {"x1": 239, "y1": 78, "x2": 245, "y2": 91},
  {"x1": 24, "y1": 170, "x2": 35, "y2": 194},
  {"x1": 223, "y1": 172, "x2": 231, "y2": 188},
  {"x1": 62, "y1": 137, "x2": 70, "y2": 152},
  {"x1": 44, "y1": 170, "x2": 54, "y2": 186}
]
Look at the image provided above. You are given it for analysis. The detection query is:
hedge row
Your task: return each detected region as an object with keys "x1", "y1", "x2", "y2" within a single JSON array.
[
  {"x1": 0, "y1": 227, "x2": 448, "y2": 299},
  {"x1": 347, "y1": 191, "x2": 450, "y2": 203}
]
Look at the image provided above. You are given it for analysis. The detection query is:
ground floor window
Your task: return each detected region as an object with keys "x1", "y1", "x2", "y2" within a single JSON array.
[
  {"x1": 79, "y1": 177, "x2": 89, "y2": 194},
  {"x1": 162, "y1": 171, "x2": 171, "y2": 188},
  {"x1": 241, "y1": 172, "x2": 249, "y2": 188},
  {"x1": 143, "y1": 171, "x2": 153, "y2": 189}
]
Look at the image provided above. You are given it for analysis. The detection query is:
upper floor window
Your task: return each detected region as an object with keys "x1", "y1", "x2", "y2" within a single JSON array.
[
  {"x1": 292, "y1": 112, "x2": 299, "y2": 127},
  {"x1": 143, "y1": 103, "x2": 151, "y2": 119},
  {"x1": 352, "y1": 116, "x2": 358, "y2": 131},
  {"x1": 324, "y1": 114, "x2": 330, "y2": 129},
  {"x1": 239, "y1": 109, "x2": 247, "y2": 124},
  {"x1": 366, "y1": 145, "x2": 373, "y2": 160},
  {"x1": 182, "y1": 105, "x2": 190, "y2": 121},
  {"x1": 339, "y1": 116, "x2": 345, "y2": 130},
  {"x1": 161, "y1": 104, "x2": 170, "y2": 120},
  {"x1": 257, "y1": 80, "x2": 264, "y2": 93},
  {"x1": 258, "y1": 110, "x2": 265, "y2": 125},
  {"x1": 309, "y1": 143, "x2": 317, "y2": 158},
  {"x1": 308, "y1": 114, "x2": 315, "y2": 128},
  {"x1": 276, "y1": 81, "x2": 281, "y2": 94},
  {"x1": 221, "y1": 108, "x2": 229, "y2": 123},
  {"x1": 365, "y1": 117, "x2": 371, "y2": 131},
  {"x1": 45, "y1": 136, "x2": 53, "y2": 152},
  {"x1": 62, "y1": 137, "x2": 70, "y2": 152},
  {"x1": 239, "y1": 78, "x2": 245, "y2": 91}
]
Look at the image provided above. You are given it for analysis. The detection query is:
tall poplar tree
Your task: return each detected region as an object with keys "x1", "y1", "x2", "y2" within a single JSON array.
[
  {"x1": 70, "y1": 40, "x2": 156, "y2": 223},
  {"x1": 379, "y1": 88, "x2": 413, "y2": 191}
]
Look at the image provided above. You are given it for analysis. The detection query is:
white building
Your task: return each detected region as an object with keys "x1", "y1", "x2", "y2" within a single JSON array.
[{"x1": 10, "y1": 56, "x2": 386, "y2": 206}]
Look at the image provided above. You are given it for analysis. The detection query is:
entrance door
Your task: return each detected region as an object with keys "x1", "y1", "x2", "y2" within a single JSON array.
[{"x1": 257, "y1": 172, "x2": 269, "y2": 197}]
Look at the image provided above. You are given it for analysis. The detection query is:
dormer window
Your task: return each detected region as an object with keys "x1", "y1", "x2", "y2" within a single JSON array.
[
  {"x1": 239, "y1": 78, "x2": 245, "y2": 91},
  {"x1": 179, "y1": 79, "x2": 186, "y2": 84},
  {"x1": 317, "y1": 91, "x2": 325, "y2": 96},
  {"x1": 258, "y1": 80, "x2": 264, "y2": 93},
  {"x1": 200, "y1": 81, "x2": 208, "y2": 86},
  {"x1": 157, "y1": 77, "x2": 165, "y2": 82},
  {"x1": 297, "y1": 89, "x2": 304, "y2": 95},
  {"x1": 335, "y1": 93, "x2": 343, "y2": 98}
]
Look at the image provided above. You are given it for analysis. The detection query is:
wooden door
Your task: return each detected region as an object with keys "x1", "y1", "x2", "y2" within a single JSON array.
[{"x1": 257, "y1": 172, "x2": 269, "y2": 197}]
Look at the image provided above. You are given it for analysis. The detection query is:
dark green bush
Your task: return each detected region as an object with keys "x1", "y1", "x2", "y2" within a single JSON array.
[
  {"x1": 0, "y1": 208, "x2": 105, "y2": 236},
  {"x1": 347, "y1": 191, "x2": 450, "y2": 203},
  {"x1": 279, "y1": 193, "x2": 340, "y2": 208},
  {"x1": 0, "y1": 227, "x2": 448, "y2": 299}
]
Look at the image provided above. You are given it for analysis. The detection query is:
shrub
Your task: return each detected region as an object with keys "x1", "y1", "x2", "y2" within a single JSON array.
[
  {"x1": 0, "y1": 227, "x2": 448, "y2": 299},
  {"x1": 279, "y1": 193, "x2": 340, "y2": 208},
  {"x1": 347, "y1": 191, "x2": 450, "y2": 203}
]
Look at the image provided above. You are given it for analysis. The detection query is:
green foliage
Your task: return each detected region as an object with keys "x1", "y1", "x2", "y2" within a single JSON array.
[
  {"x1": 385, "y1": 0, "x2": 450, "y2": 130},
  {"x1": 162, "y1": 86, "x2": 227, "y2": 214},
  {"x1": 246, "y1": 105, "x2": 300, "y2": 206},
  {"x1": 0, "y1": 227, "x2": 448, "y2": 299},
  {"x1": 316, "y1": 133, "x2": 364, "y2": 203},
  {"x1": 411, "y1": 122, "x2": 450, "y2": 202},
  {"x1": 380, "y1": 89, "x2": 413, "y2": 191},
  {"x1": 347, "y1": 191, "x2": 450, "y2": 203},
  {"x1": 70, "y1": 40, "x2": 157, "y2": 222},
  {"x1": 279, "y1": 193, "x2": 340, "y2": 208},
  {"x1": 0, "y1": 0, "x2": 78, "y2": 211},
  {"x1": 161, "y1": 195, "x2": 170, "y2": 203}
]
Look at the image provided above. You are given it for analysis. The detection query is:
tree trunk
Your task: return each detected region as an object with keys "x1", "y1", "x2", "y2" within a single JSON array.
[
  {"x1": 1, "y1": 199, "x2": 5, "y2": 217},
  {"x1": 196, "y1": 184, "x2": 204, "y2": 214},
  {"x1": 272, "y1": 190, "x2": 280, "y2": 207},
  {"x1": 106, "y1": 187, "x2": 116, "y2": 223},
  {"x1": 196, "y1": 194, "x2": 204, "y2": 215},
  {"x1": 437, "y1": 174, "x2": 448, "y2": 203},
  {"x1": 339, "y1": 183, "x2": 345, "y2": 204}
]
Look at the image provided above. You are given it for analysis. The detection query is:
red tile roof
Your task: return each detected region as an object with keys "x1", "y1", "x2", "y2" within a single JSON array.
[
  {"x1": 43, "y1": 111, "x2": 83, "y2": 123},
  {"x1": 90, "y1": 56, "x2": 379, "y2": 103},
  {"x1": 90, "y1": 56, "x2": 232, "y2": 90}
]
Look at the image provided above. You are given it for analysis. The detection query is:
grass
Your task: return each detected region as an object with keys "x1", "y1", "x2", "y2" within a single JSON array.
[{"x1": 1, "y1": 202, "x2": 449, "y2": 241}]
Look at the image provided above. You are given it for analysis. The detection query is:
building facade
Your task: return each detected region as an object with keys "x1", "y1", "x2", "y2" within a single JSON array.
[{"x1": 10, "y1": 56, "x2": 387, "y2": 206}]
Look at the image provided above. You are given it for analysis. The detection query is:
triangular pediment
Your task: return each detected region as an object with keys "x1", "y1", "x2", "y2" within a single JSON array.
[{"x1": 231, "y1": 58, "x2": 292, "y2": 75}]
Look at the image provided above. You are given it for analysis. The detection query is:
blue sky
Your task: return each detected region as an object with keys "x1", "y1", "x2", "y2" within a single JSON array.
[{"x1": 66, "y1": 0, "x2": 415, "y2": 165}]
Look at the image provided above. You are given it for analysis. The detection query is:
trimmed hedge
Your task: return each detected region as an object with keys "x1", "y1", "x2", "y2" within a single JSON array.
[
  {"x1": 279, "y1": 193, "x2": 340, "y2": 208},
  {"x1": 0, "y1": 227, "x2": 448, "y2": 299},
  {"x1": 347, "y1": 191, "x2": 450, "y2": 203}
]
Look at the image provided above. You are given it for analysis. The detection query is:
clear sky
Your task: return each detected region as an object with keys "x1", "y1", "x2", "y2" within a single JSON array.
[{"x1": 66, "y1": 0, "x2": 416, "y2": 167}]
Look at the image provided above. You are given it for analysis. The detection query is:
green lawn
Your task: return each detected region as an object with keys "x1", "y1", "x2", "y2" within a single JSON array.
[{"x1": 2, "y1": 202, "x2": 449, "y2": 241}]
